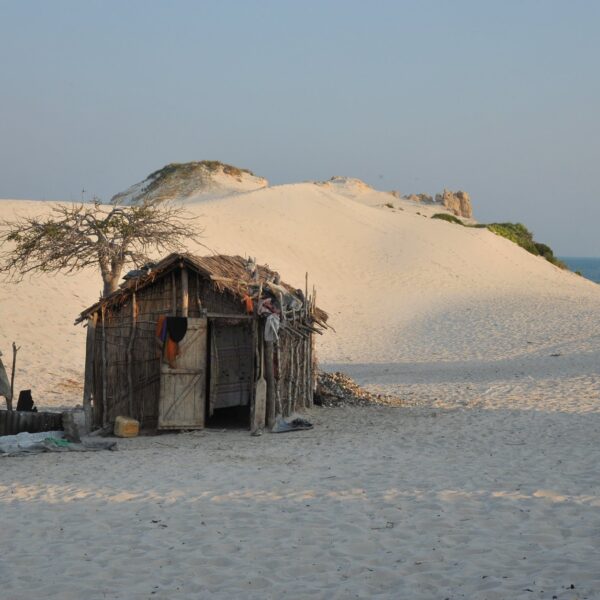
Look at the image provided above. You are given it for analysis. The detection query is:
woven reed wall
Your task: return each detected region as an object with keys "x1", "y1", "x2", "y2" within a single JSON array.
[{"x1": 89, "y1": 265, "x2": 314, "y2": 428}]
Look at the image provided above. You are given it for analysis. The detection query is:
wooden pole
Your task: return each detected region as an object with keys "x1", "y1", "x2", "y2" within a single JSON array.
[
  {"x1": 293, "y1": 337, "x2": 300, "y2": 413},
  {"x1": 9, "y1": 342, "x2": 19, "y2": 411},
  {"x1": 126, "y1": 293, "x2": 137, "y2": 418},
  {"x1": 274, "y1": 340, "x2": 282, "y2": 417},
  {"x1": 196, "y1": 272, "x2": 203, "y2": 312},
  {"x1": 181, "y1": 267, "x2": 189, "y2": 317},
  {"x1": 171, "y1": 271, "x2": 177, "y2": 315},
  {"x1": 251, "y1": 322, "x2": 266, "y2": 433},
  {"x1": 101, "y1": 306, "x2": 108, "y2": 427},
  {"x1": 83, "y1": 313, "x2": 97, "y2": 430},
  {"x1": 308, "y1": 331, "x2": 315, "y2": 407},
  {"x1": 288, "y1": 337, "x2": 294, "y2": 416},
  {"x1": 264, "y1": 340, "x2": 276, "y2": 429}
]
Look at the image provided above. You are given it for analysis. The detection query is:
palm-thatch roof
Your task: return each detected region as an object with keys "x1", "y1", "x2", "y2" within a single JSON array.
[{"x1": 76, "y1": 253, "x2": 328, "y2": 326}]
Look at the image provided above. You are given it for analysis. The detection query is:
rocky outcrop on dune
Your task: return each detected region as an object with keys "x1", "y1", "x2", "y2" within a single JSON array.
[
  {"x1": 110, "y1": 161, "x2": 268, "y2": 205},
  {"x1": 397, "y1": 189, "x2": 473, "y2": 218},
  {"x1": 435, "y1": 189, "x2": 473, "y2": 218}
]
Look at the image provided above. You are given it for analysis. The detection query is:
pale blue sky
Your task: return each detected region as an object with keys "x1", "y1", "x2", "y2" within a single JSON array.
[{"x1": 1, "y1": 0, "x2": 598, "y2": 255}]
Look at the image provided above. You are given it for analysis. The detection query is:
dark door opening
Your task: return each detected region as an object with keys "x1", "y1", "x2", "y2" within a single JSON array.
[
  {"x1": 206, "y1": 319, "x2": 255, "y2": 429},
  {"x1": 206, "y1": 405, "x2": 250, "y2": 429}
]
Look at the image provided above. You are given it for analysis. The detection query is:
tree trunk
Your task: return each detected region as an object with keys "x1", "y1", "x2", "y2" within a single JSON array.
[
  {"x1": 103, "y1": 277, "x2": 120, "y2": 297},
  {"x1": 101, "y1": 262, "x2": 124, "y2": 297}
]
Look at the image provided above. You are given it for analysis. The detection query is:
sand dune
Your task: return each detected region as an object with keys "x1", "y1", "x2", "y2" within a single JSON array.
[
  {"x1": 0, "y1": 184, "x2": 598, "y2": 405},
  {"x1": 2, "y1": 181, "x2": 600, "y2": 599}
]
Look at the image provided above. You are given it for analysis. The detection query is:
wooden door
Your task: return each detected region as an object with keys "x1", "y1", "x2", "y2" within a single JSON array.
[{"x1": 158, "y1": 317, "x2": 207, "y2": 429}]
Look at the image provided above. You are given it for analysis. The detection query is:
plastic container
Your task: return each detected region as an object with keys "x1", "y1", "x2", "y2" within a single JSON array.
[{"x1": 114, "y1": 416, "x2": 140, "y2": 438}]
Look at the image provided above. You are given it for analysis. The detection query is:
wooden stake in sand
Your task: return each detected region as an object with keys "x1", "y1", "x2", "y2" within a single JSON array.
[{"x1": 9, "y1": 342, "x2": 20, "y2": 411}]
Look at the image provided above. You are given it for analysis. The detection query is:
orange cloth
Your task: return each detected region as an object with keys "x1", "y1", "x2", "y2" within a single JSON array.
[
  {"x1": 155, "y1": 315, "x2": 166, "y2": 339},
  {"x1": 242, "y1": 294, "x2": 254, "y2": 314},
  {"x1": 156, "y1": 315, "x2": 179, "y2": 367},
  {"x1": 165, "y1": 336, "x2": 179, "y2": 368}
]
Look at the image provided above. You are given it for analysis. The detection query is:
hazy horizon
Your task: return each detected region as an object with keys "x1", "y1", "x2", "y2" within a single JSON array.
[{"x1": 1, "y1": 0, "x2": 599, "y2": 255}]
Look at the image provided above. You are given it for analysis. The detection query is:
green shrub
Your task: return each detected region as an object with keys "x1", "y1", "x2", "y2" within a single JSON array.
[
  {"x1": 486, "y1": 222, "x2": 566, "y2": 269},
  {"x1": 431, "y1": 213, "x2": 464, "y2": 225},
  {"x1": 486, "y1": 223, "x2": 538, "y2": 254}
]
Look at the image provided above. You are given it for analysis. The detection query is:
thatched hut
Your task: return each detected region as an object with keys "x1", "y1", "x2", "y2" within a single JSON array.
[{"x1": 76, "y1": 253, "x2": 328, "y2": 432}]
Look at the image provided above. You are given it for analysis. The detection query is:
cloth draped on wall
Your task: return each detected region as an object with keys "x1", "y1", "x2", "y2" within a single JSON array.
[{"x1": 155, "y1": 316, "x2": 188, "y2": 368}]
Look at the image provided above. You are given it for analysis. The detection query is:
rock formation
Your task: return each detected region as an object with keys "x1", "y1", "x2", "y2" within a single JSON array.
[{"x1": 434, "y1": 189, "x2": 473, "y2": 219}]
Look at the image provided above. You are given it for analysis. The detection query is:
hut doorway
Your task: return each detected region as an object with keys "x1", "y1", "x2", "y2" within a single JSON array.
[
  {"x1": 207, "y1": 319, "x2": 254, "y2": 428},
  {"x1": 158, "y1": 318, "x2": 208, "y2": 429}
]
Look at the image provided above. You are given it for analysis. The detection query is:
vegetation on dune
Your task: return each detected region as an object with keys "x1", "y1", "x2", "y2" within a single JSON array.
[
  {"x1": 148, "y1": 160, "x2": 254, "y2": 181},
  {"x1": 486, "y1": 222, "x2": 537, "y2": 253},
  {"x1": 431, "y1": 213, "x2": 464, "y2": 225},
  {"x1": 144, "y1": 161, "x2": 255, "y2": 195},
  {"x1": 430, "y1": 215, "x2": 566, "y2": 269},
  {"x1": 485, "y1": 223, "x2": 566, "y2": 269}
]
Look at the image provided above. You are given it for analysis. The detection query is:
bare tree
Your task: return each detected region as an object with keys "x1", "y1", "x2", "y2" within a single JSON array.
[{"x1": 0, "y1": 200, "x2": 202, "y2": 297}]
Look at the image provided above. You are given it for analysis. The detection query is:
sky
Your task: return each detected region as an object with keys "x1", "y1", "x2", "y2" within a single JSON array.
[{"x1": 1, "y1": 0, "x2": 599, "y2": 255}]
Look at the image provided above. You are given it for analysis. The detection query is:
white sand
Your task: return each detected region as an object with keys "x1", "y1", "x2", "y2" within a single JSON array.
[{"x1": 1, "y1": 183, "x2": 600, "y2": 599}]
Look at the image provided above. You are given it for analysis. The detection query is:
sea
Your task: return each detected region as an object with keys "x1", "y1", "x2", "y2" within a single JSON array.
[{"x1": 560, "y1": 257, "x2": 600, "y2": 284}]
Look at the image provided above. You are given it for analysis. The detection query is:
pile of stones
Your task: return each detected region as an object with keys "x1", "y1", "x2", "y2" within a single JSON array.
[{"x1": 315, "y1": 371, "x2": 401, "y2": 407}]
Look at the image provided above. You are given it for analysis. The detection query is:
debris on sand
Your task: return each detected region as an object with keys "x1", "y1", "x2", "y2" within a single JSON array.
[{"x1": 315, "y1": 371, "x2": 402, "y2": 407}]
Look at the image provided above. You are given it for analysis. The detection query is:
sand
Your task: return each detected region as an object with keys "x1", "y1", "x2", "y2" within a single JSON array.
[{"x1": 1, "y1": 182, "x2": 600, "y2": 598}]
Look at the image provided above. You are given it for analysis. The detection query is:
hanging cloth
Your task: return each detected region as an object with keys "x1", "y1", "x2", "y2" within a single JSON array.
[
  {"x1": 155, "y1": 315, "x2": 168, "y2": 343},
  {"x1": 166, "y1": 317, "x2": 188, "y2": 342},
  {"x1": 264, "y1": 314, "x2": 280, "y2": 342},
  {"x1": 242, "y1": 294, "x2": 254, "y2": 315},
  {"x1": 165, "y1": 337, "x2": 179, "y2": 368}
]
